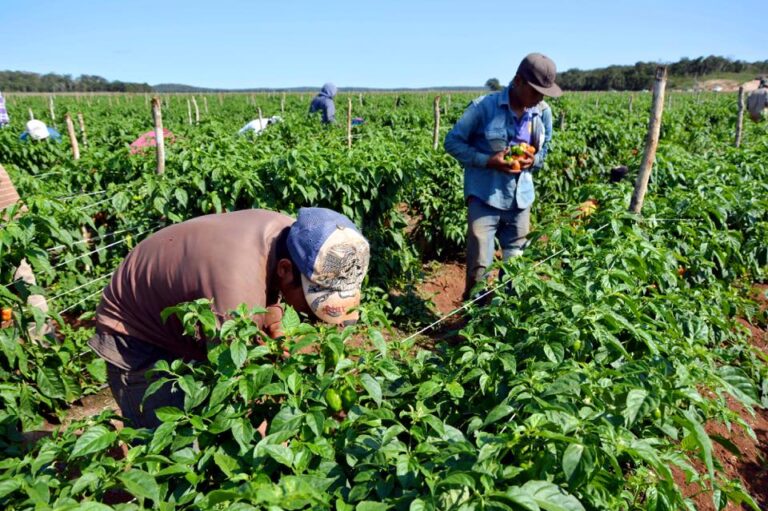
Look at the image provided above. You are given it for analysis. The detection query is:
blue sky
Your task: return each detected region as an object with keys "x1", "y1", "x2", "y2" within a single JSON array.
[{"x1": 3, "y1": 0, "x2": 765, "y2": 89}]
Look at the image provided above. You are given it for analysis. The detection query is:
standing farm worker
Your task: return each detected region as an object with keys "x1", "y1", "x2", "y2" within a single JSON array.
[
  {"x1": 309, "y1": 83, "x2": 337, "y2": 124},
  {"x1": 747, "y1": 77, "x2": 768, "y2": 123},
  {"x1": 19, "y1": 119, "x2": 62, "y2": 142},
  {"x1": 0, "y1": 91, "x2": 9, "y2": 127},
  {"x1": 89, "y1": 207, "x2": 370, "y2": 429},
  {"x1": 444, "y1": 53, "x2": 562, "y2": 301}
]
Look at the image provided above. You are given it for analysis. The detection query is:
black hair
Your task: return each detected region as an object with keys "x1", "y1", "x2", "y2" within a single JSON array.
[{"x1": 275, "y1": 226, "x2": 303, "y2": 286}]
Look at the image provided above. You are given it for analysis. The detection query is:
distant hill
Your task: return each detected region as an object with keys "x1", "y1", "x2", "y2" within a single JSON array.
[
  {"x1": 3, "y1": 56, "x2": 767, "y2": 93},
  {"x1": 152, "y1": 84, "x2": 484, "y2": 93}
]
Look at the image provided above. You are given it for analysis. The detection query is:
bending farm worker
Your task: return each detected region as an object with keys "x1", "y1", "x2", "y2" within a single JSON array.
[
  {"x1": 88, "y1": 207, "x2": 370, "y2": 429},
  {"x1": 444, "y1": 53, "x2": 562, "y2": 301},
  {"x1": 19, "y1": 119, "x2": 62, "y2": 142},
  {"x1": 308, "y1": 82, "x2": 337, "y2": 124},
  {"x1": 747, "y1": 77, "x2": 768, "y2": 123}
]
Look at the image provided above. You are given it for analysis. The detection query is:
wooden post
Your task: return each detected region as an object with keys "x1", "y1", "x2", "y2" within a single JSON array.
[
  {"x1": 447, "y1": 94, "x2": 451, "y2": 109},
  {"x1": 203, "y1": 96, "x2": 209, "y2": 114},
  {"x1": 28, "y1": 108, "x2": 34, "y2": 120},
  {"x1": 558, "y1": 111, "x2": 566, "y2": 130},
  {"x1": 347, "y1": 98, "x2": 352, "y2": 149},
  {"x1": 258, "y1": 108, "x2": 264, "y2": 130},
  {"x1": 64, "y1": 114, "x2": 80, "y2": 160},
  {"x1": 629, "y1": 66, "x2": 667, "y2": 215},
  {"x1": 49, "y1": 95, "x2": 55, "y2": 121},
  {"x1": 108, "y1": 95, "x2": 113, "y2": 107},
  {"x1": 735, "y1": 87, "x2": 745, "y2": 148},
  {"x1": 191, "y1": 96, "x2": 200, "y2": 123},
  {"x1": 432, "y1": 96, "x2": 441, "y2": 150},
  {"x1": 77, "y1": 113, "x2": 88, "y2": 148},
  {"x1": 281, "y1": 93, "x2": 286, "y2": 115},
  {"x1": 628, "y1": 95, "x2": 633, "y2": 114},
  {"x1": 152, "y1": 98, "x2": 166, "y2": 175},
  {"x1": 218, "y1": 93, "x2": 223, "y2": 106},
  {"x1": 359, "y1": 93, "x2": 363, "y2": 107},
  {"x1": 186, "y1": 98, "x2": 193, "y2": 125}
]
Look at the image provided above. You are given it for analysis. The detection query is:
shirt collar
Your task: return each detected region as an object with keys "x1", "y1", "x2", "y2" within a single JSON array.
[{"x1": 498, "y1": 85, "x2": 540, "y2": 118}]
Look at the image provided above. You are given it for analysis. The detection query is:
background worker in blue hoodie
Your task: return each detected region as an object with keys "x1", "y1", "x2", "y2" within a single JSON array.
[
  {"x1": 309, "y1": 83, "x2": 337, "y2": 124},
  {"x1": 444, "y1": 53, "x2": 562, "y2": 301}
]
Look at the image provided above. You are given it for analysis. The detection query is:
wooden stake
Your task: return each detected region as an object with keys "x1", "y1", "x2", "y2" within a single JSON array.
[
  {"x1": 358, "y1": 93, "x2": 363, "y2": 107},
  {"x1": 77, "y1": 113, "x2": 88, "y2": 148},
  {"x1": 152, "y1": 98, "x2": 166, "y2": 175},
  {"x1": 64, "y1": 114, "x2": 80, "y2": 160},
  {"x1": 218, "y1": 93, "x2": 223, "y2": 106},
  {"x1": 192, "y1": 96, "x2": 200, "y2": 123},
  {"x1": 258, "y1": 107, "x2": 264, "y2": 129},
  {"x1": 629, "y1": 66, "x2": 667, "y2": 215},
  {"x1": 203, "y1": 96, "x2": 209, "y2": 114},
  {"x1": 281, "y1": 93, "x2": 286, "y2": 115},
  {"x1": 186, "y1": 98, "x2": 193, "y2": 125},
  {"x1": 347, "y1": 98, "x2": 352, "y2": 150},
  {"x1": 735, "y1": 87, "x2": 745, "y2": 148},
  {"x1": 558, "y1": 111, "x2": 566, "y2": 130},
  {"x1": 628, "y1": 95, "x2": 633, "y2": 114},
  {"x1": 49, "y1": 95, "x2": 55, "y2": 121},
  {"x1": 28, "y1": 108, "x2": 34, "y2": 120},
  {"x1": 432, "y1": 96, "x2": 441, "y2": 150}
]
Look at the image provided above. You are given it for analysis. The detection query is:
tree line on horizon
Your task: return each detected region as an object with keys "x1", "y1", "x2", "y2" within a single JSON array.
[
  {"x1": 487, "y1": 55, "x2": 768, "y2": 92},
  {"x1": 3, "y1": 56, "x2": 768, "y2": 94}
]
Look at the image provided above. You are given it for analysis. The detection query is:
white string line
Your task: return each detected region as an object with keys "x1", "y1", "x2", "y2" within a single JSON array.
[
  {"x1": 59, "y1": 288, "x2": 103, "y2": 314},
  {"x1": 55, "y1": 190, "x2": 107, "y2": 200},
  {"x1": 399, "y1": 222, "x2": 612, "y2": 344},
  {"x1": 48, "y1": 222, "x2": 162, "y2": 253},
  {"x1": 51, "y1": 224, "x2": 162, "y2": 270},
  {"x1": 73, "y1": 197, "x2": 114, "y2": 211},
  {"x1": 47, "y1": 272, "x2": 114, "y2": 302}
]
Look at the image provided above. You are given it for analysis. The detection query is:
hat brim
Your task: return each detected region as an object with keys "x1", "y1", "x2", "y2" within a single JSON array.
[
  {"x1": 529, "y1": 81, "x2": 563, "y2": 98},
  {"x1": 300, "y1": 274, "x2": 361, "y2": 326}
]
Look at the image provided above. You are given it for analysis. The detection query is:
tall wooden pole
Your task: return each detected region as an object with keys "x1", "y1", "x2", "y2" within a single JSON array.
[
  {"x1": 49, "y1": 95, "x2": 55, "y2": 121},
  {"x1": 735, "y1": 87, "x2": 745, "y2": 148},
  {"x1": 280, "y1": 93, "x2": 286, "y2": 115},
  {"x1": 629, "y1": 66, "x2": 667, "y2": 215},
  {"x1": 258, "y1": 108, "x2": 264, "y2": 129},
  {"x1": 432, "y1": 96, "x2": 441, "y2": 150},
  {"x1": 186, "y1": 98, "x2": 193, "y2": 125},
  {"x1": 203, "y1": 96, "x2": 209, "y2": 115},
  {"x1": 347, "y1": 98, "x2": 352, "y2": 150},
  {"x1": 28, "y1": 108, "x2": 34, "y2": 120},
  {"x1": 77, "y1": 113, "x2": 88, "y2": 148},
  {"x1": 64, "y1": 114, "x2": 80, "y2": 160},
  {"x1": 152, "y1": 98, "x2": 166, "y2": 175}
]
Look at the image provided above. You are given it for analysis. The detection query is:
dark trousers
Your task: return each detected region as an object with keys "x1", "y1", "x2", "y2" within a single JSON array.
[{"x1": 106, "y1": 362, "x2": 184, "y2": 430}]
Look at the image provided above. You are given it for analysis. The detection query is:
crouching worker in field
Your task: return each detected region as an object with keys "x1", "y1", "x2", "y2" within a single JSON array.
[
  {"x1": 19, "y1": 119, "x2": 62, "y2": 142},
  {"x1": 444, "y1": 53, "x2": 562, "y2": 302},
  {"x1": 88, "y1": 207, "x2": 370, "y2": 429},
  {"x1": 308, "y1": 82, "x2": 337, "y2": 124}
]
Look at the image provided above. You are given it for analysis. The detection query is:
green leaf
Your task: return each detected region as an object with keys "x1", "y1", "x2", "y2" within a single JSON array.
[
  {"x1": 356, "y1": 502, "x2": 390, "y2": 511},
  {"x1": 155, "y1": 406, "x2": 185, "y2": 423},
  {"x1": 118, "y1": 469, "x2": 161, "y2": 503},
  {"x1": 561, "y1": 443, "x2": 584, "y2": 482},
  {"x1": 681, "y1": 410, "x2": 714, "y2": 482},
  {"x1": 36, "y1": 367, "x2": 66, "y2": 399},
  {"x1": 230, "y1": 340, "x2": 247, "y2": 369},
  {"x1": 70, "y1": 425, "x2": 116, "y2": 458},
  {"x1": 360, "y1": 373, "x2": 382, "y2": 406},
  {"x1": 521, "y1": 480, "x2": 585, "y2": 511},
  {"x1": 261, "y1": 443, "x2": 294, "y2": 468},
  {"x1": 483, "y1": 404, "x2": 515, "y2": 427},
  {"x1": 623, "y1": 388, "x2": 651, "y2": 427}
]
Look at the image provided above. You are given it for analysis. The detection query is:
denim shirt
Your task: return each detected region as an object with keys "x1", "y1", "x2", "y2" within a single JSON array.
[{"x1": 444, "y1": 86, "x2": 545, "y2": 210}]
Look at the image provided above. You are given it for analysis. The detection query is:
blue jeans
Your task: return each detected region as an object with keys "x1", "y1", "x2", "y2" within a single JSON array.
[{"x1": 464, "y1": 196, "x2": 530, "y2": 300}]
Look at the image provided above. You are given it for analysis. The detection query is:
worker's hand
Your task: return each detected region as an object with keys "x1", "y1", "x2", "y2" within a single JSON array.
[
  {"x1": 518, "y1": 148, "x2": 536, "y2": 170},
  {"x1": 486, "y1": 150, "x2": 522, "y2": 174},
  {"x1": 264, "y1": 304, "x2": 284, "y2": 339}
]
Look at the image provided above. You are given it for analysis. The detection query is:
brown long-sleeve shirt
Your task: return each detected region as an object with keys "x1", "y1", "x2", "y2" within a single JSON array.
[{"x1": 92, "y1": 209, "x2": 294, "y2": 364}]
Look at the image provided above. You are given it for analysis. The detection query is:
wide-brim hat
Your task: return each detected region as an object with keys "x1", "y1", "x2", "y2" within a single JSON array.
[
  {"x1": 287, "y1": 208, "x2": 370, "y2": 325},
  {"x1": 517, "y1": 53, "x2": 563, "y2": 98}
]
